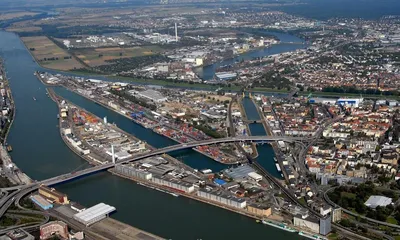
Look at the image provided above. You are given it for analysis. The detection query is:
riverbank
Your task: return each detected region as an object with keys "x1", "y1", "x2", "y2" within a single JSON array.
[{"x1": 0, "y1": 58, "x2": 31, "y2": 185}]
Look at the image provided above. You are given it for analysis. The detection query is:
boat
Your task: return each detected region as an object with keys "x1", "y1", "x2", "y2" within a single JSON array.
[
  {"x1": 137, "y1": 182, "x2": 179, "y2": 197},
  {"x1": 6, "y1": 145, "x2": 12, "y2": 152},
  {"x1": 57, "y1": 114, "x2": 60, "y2": 119},
  {"x1": 274, "y1": 157, "x2": 278, "y2": 162},
  {"x1": 261, "y1": 219, "x2": 298, "y2": 233},
  {"x1": 298, "y1": 231, "x2": 327, "y2": 240},
  {"x1": 275, "y1": 163, "x2": 281, "y2": 172},
  {"x1": 33, "y1": 97, "x2": 36, "y2": 101}
]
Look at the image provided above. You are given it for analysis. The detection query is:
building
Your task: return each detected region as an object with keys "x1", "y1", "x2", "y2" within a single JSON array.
[
  {"x1": 320, "y1": 205, "x2": 332, "y2": 216},
  {"x1": 337, "y1": 98, "x2": 363, "y2": 107},
  {"x1": 115, "y1": 164, "x2": 152, "y2": 180},
  {"x1": 151, "y1": 175, "x2": 195, "y2": 193},
  {"x1": 332, "y1": 207, "x2": 342, "y2": 223},
  {"x1": 319, "y1": 215, "x2": 332, "y2": 235},
  {"x1": 39, "y1": 185, "x2": 69, "y2": 204},
  {"x1": 248, "y1": 172, "x2": 263, "y2": 181},
  {"x1": 40, "y1": 221, "x2": 68, "y2": 240},
  {"x1": 0, "y1": 229, "x2": 34, "y2": 240},
  {"x1": 73, "y1": 203, "x2": 116, "y2": 226},
  {"x1": 30, "y1": 195, "x2": 53, "y2": 210},
  {"x1": 293, "y1": 215, "x2": 320, "y2": 234},
  {"x1": 197, "y1": 188, "x2": 246, "y2": 209},
  {"x1": 247, "y1": 203, "x2": 272, "y2": 217},
  {"x1": 129, "y1": 89, "x2": 167, "y2": 103},
  {"x1": 364, "y1": 195, "x2": 393, "y2": 208}
]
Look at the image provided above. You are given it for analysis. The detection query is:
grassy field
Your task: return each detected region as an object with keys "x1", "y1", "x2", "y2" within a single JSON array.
[
  {"x1": 340, "y1": 192, "x2": 356, "y2": 199},
  {"x1": 387, "y1": 216, "x2": 398, "y2": 225},
  {"x1": 21, "y1": 36, "x2": 84, "y2": 71},
  {"x1": 72, "y1": 46, "x2": 164, "y2": 67}
]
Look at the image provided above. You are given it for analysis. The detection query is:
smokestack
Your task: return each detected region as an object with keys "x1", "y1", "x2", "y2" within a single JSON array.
[
  {"x1": 111, "y1": 145, "x2": 115, "y2": 164},
  {"x1": 175, "y1": 22, "x2": 178, "y2": 42}
]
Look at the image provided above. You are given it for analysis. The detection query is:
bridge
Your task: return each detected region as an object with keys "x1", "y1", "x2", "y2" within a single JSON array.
[
  {"x1": 2, "y1": 135, "x2": 310, "y2": 193},
  {"x1": 0, "y1": 134, "x2": 312, "y2": 229}
]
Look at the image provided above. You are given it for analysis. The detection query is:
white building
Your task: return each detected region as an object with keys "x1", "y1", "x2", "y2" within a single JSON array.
[
  {"x1": 129, "y1": 89, "x2": 167, "y2": 103},
  {"x1": 73, "y1": 203, "x2": 116, "y2": 226},
  {"x1": 364, "y1": 195, "x2": 392, "y2": 208},
  {"x1": 197, "y1": 188, "x2": 246, "y2": 209},
  {"x1": 337, "y1": 98, "x2": 363, "y2": 108}
]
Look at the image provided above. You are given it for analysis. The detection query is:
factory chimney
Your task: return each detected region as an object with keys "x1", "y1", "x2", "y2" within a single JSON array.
[
  {"x1": 111, "y1": 145, "x2": 115, "y2": 164},
  {"x1": 175, "y1": 22, "x2": 178, "y2": 42}
]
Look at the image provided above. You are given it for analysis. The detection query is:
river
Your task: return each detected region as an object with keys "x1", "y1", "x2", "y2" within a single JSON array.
[
  {"x1": 194, "y1": 32, "x2": 306, "y2": 80},
  {"x1": 0, "y1": 30, "x2": 301, "y2": 239}
]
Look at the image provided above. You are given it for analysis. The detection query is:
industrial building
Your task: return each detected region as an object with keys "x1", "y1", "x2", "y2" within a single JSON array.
[
  {"x1": 30, "y1": 195, "x2": 53, "y2": 210},
  {"x1": 293, "y1": 215, "x2": 320, "y2": 234},
  {"x1": 151, "y1": 175, "x2": 195, "y2": 193},
  {"x1": 40, "y1": 221, "x2": 69, "y2": 240},
  {"x1": 308, "y1": 98, "x2": 337, "y2": 105},
  {"x1": 129, "y1": 89, "x2": 167, "y2": 103},
  {"x1": 197, "y1": 188, "x2": 247, "y2": 209},
  {"x1": 247, "y1": 203, "x2": 272, "y2": 217},
  {"x1": 115, "y1": 164, "x2": 152, "y2": 180},
  {"x1": 336, "y1": 98, "x2": 363, "y2": 107},
  {"x1": 224, "y1": 164, "x2": 255, "y2": 180},
  {"x1": 73, "y1": 203, "x2": 116, "y2": 226},
  {"x1": 0, "y1": 229, "x2": 34, "y2": 240},
  {"x1": 39, "y1": 185, "x2": 69, "y2": 204},
  {"x1": 364, "y1": 195, "x2": 393, "y2": 208}
]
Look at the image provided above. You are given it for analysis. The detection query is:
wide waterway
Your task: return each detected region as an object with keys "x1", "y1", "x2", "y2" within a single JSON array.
[
  {"x1": 0, "y1": 30, "x2": 301, "y2": 239},
  {"x1": 194, "y1": 32, "x2": 306, "y2": 80}
]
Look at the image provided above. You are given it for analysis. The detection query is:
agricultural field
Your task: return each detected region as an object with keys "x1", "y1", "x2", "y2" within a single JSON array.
[
  {"x1": 7, "y1": 26, "x2": 42, "y2": 32},
  {"x1": 72, "y1": 46, "x2": 164, "y2": 67},
  {"x1": 21, "y1": 36, "x2": 84, "y2": 71},
  {"x1": 0, "y1": 11, "x2": 39, "y2": 20}
]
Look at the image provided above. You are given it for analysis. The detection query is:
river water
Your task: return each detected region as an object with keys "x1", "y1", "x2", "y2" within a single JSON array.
[
  {"x1": 242, "y1": 97, "x2": 282, "y2": 179},
  {"x1": 194, "y1": 32, "x2": 306, "y2": 80},
  {"x1": 0, "y1": 31, "x2": 301, "y2": 239}
]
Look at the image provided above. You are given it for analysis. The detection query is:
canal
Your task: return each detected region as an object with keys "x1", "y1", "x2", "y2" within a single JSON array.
[
  {"x1": 243, "y1": 97, "x2": 282, "y2": 179},
  {"x1": 0, "y1": 30, "x2": 298, "y2": 239}
]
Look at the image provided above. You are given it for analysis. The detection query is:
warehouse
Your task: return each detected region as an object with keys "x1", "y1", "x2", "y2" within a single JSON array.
[
  {"x1": 39, "y1": 185, "x2": 69, "y2": 205},
  {"x1": 293, "y1": 215, "x2": 320, "y2": 234},
  {"x1": 224, "y1": 164, "x2": 255, "y2": 180},
  {"x1": 73, "y1": 203, "x2": 116, "y2": 226},
  {"x1": 115, "y1": 164, "x2": 152, "y2": 180},
  {"x1": 197, "y1": 188, "x2": 247, "y2": 209},
  {"x1": 248, "y1": 172, "x2": 262, "y2": 181},
  {"x1": 30, "y1": 195, "x2": 53, "y2": 210},
  {"x1": 337, "y1": 98, "x2": 363, "y2": 107},
  {"x1": 151, "y1": 175, "x2": 195, "y2": 193},
  {"x1": 364, "y1": 195, "x2": 392, "y2": 208},
  {"x1": 129, "y1": 89, "x2": 167, "y2": 103}
]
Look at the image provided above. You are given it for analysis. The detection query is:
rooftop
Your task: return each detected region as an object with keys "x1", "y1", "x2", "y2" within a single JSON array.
[
  {"x1": 364, "y1": 195, "x2": 392, "y2": 208},
  {"x1": 74, "y1": 203, "x2": 116, "y2": 223}
]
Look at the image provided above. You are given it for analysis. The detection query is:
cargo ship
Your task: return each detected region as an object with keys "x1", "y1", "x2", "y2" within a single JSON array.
[
  {"x1": 298, "y1": 231, "x2": 327, "y2": 240},
  {"x1": 261, "y1": 219, "x2": 297, "y2": 233},
  {"x1": 137, "y1": 182, "x2": 179, "y2": 197}
]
